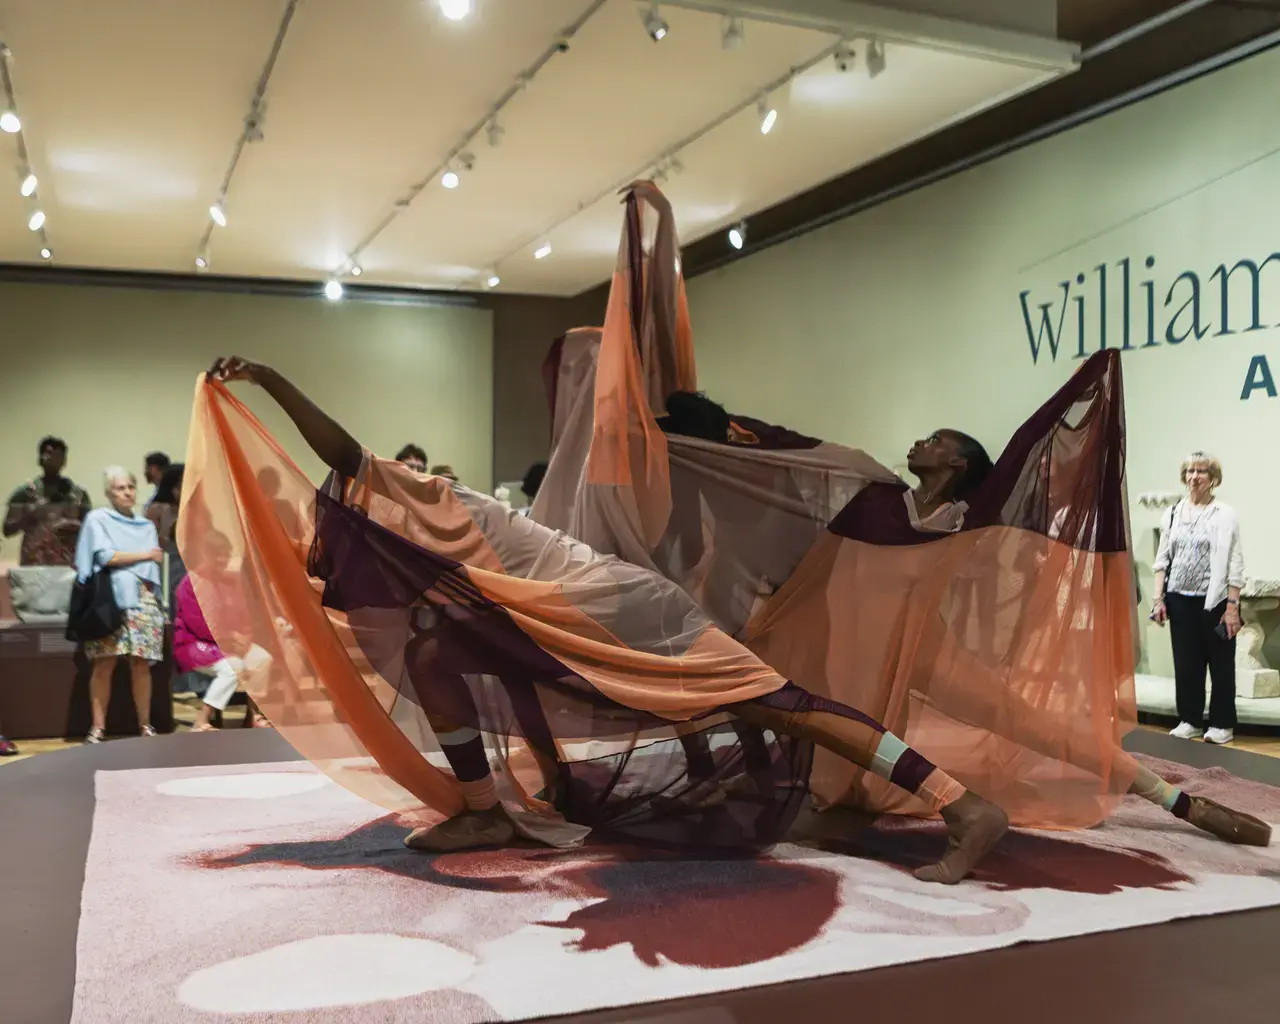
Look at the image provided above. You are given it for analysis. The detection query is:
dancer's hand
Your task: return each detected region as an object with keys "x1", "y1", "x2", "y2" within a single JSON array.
[
  {"x1": 1221, "y1": 603, "x2": 1242, "y2": 640},
  {"x1": 208, "y1": 356, "x2": 273, "y2": 386},
  {"x1": 621, "y1": 179, "x2": 672, "y2": 216}
]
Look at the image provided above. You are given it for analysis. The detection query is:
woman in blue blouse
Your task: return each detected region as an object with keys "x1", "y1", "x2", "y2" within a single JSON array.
[{"x1": 75, "y1": 466, "x2": 164, "y2": 742}]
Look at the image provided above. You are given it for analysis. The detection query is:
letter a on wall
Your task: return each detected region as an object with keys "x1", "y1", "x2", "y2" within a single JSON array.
[{"x1": 1241, "y1": 355, "x2": 1277, "y2": 399}]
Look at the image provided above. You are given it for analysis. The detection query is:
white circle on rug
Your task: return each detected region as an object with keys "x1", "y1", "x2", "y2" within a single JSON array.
[
  {"x1": 177, "y1": 934, "x2": 476, "y2": 1013},
  {"x1": 157, "y1": 772, "x2": 331, "y2": 799}
]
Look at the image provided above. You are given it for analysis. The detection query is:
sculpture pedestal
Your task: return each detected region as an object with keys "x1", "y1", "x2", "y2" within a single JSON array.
[{"x1": 1237, "y1": 583, "x2": 1280, "y2": 699}]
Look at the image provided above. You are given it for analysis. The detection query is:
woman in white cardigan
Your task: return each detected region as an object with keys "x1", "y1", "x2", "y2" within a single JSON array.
[{"x1": 1151, "y1": 453, "x2": 1245, "y2": 744}]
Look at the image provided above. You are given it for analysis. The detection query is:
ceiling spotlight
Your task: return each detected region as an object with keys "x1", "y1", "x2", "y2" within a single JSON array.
[
  {"x1": 324, "y1": 279, "x2": 344, "y2": 301},
  {"x1": 834, "y1": 44, "x2": 856, "y2": 72},
  {"x1": 39, "y1": 247, "x2": 51, "y2": 260},
  {"x1": 20, "y1": 173, "x2": 37, "y2": 197},
  {"x1": 866, "y1": 38, "x2": 886, "y2": 78},
  {"x1": 209, "y1": 203, "x2": 227, "y2": 227},
  {"x1": 728, "y1": 221, "x2": 746, "y2": 250},
  {"x1": 350, "y1": 264, "x2": 362, "y2": 277},
  {"x1": 27, "y1": 209, "x2": 45, "y2": 231},
  {"x1": 438, "y1": 0, "x2": 472, "y2": 21},
  {"x1": 758, "y1": 97, "x2": 777, "y2": 136},
  {"x1": 486, "y1": 120, "x2": 504, "y2": 148},
  {"x1": 641, "y1": 3, "x2": 669, "y2": 42},
  {"x1": 485, "y1": 273, "x2": 500, "y2": 288},
  {"x1": 442, "y1": 170, "x2": 460, "y2": 189},
  {"x1": 533, "y1": 243, "x2": 552, "y2": 260},
  {"x1": 722, "y1": 16, "x2": 744, "y2": 50},
  {"x1": 0, "y1": 111, "x2": 20, "y2": 133},
  {"x1": 195, "y1": 255, "x2": 208, "y2": 270}
]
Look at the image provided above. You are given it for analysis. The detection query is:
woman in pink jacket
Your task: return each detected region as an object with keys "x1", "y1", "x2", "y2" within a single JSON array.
[{"x1": 172, "y1": 532, "x2": 273, "y2": 731}]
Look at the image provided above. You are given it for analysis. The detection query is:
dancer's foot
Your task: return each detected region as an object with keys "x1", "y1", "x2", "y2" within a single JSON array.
[
  {"x1": 1187, "y1": 796, "x2": 1272, "y2": 847},
  {"x1": 913, "y1": 792, "x2": 1009, "y2": 885},
  {"x1": 404, "y1": 807, "x2": 515, "y2": 852}
]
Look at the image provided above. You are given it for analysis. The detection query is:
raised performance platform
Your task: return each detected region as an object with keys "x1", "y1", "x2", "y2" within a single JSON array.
[
  {"x1": 1137, "y1": 674, "x2": 1280, "y2": 726},
  {"x1": 2, "y1": 730, "x2": 1280, "y2": 1023}
]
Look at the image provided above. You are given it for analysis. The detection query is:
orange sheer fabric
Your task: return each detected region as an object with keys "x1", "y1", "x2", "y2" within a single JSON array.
[
  {"x1": 179, "y1": 375, "x2": 792, "y2": 839},
  {"x1": 534, "y1": 181, "x2": 1140, "y2": 830}
]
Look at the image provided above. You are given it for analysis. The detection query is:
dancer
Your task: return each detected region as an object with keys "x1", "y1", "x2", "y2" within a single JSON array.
[
  {"x1": 530, "y1": 180, "x2": 1268, "y2": 849},
  {"x1": 203, "y1": 354, "x2": 1009, "y2": 884}
]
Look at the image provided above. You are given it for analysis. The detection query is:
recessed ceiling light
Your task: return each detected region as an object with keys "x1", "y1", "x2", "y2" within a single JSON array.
[
  {"x1": 485, "y1": 273, "x2": 500, "y2": 288},
  {"x1": 640, "y1": 3, "x2": 668, "y2": 41},
  {"x1": 195, "y1": 255, "x2": 208, "y2": 269},
  {"x1": 442, "y1": 170, "x2": 460, "y2": 189},
  {"x1": 350, "y1": 264, "x2": 362, "y2": 277},
  {"x1": 722, "y1": 16, "x2": 744, "y2": 50},
  {"x1": 27, "y1": 209, "x2": 45, "y2": 231},
  {"x1": 758, "y1": 97, "x2": 777, "y2": 135},
  {"x1": 728, "y1": 222, "x2": 746, "y2": 250},
  {"x1": 324, "y1": 279, "x2": 344, "y2": 301},
  {"x1": 439, "y1": 0, "x2": 471, "y2": 20},
  {"x1": 866, "y1": 38, "x2": 886, "y2": 78},
  {"x1": 533, "y1": 243, "x2": 551, "y2": 259},
  {"x1": 0, "y1": 111, "x2": 20, "y2": 133},
  {"x1": 209, "y1": 203, "x2": 227, "y2": 227},
  {"x1": 20, "y1": 173, "x2": 37, "y2": 197},
  {"x1": 39, "y1": 247, "x2": 51, "y2": 260}
]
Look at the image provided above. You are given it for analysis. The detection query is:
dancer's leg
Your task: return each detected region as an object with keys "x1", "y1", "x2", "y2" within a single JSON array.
[
  {"x1": 1128, "y1": 762, "x2": 1270, "y2": 845},
  {"x1": 914, "y1": 638, "x2": 1269, "y2": 845},
  {"x1": 732, "y1": 685, "x2": 1008, "y2": 883}
]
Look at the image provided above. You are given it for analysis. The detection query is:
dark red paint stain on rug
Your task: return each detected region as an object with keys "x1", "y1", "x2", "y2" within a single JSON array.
[{"x1": 544, "y1": 857, "x2": 841, "y2": 968}]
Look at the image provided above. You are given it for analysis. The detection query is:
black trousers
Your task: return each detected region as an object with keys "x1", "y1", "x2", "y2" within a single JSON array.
[{"x1": 1166, "y1": 593, "x2": 1237, "y2": 730}]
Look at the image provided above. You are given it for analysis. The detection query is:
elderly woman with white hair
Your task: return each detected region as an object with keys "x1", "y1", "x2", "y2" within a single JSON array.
[
  {"x1": 1151, "y1": 452, "x2": 1245, "y2": 745},
  {"x1": 74, "y1": 465, "x2": 165, "y2": 743}
]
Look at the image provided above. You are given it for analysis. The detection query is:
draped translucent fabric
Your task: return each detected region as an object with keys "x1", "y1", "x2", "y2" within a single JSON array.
[
  {"x1": 179, "y1": 378, "x2": 811, "y2": 851},
  {"x1": 535, "y1": 184, "x2": 1140, "y2": 829}
]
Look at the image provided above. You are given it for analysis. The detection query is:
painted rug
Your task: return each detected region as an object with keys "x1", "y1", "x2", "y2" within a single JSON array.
[{"x1": 72, "y1": 757, "x2": 1280, "y2": 1023}]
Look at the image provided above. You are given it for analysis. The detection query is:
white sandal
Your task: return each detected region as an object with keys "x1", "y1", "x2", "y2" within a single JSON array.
[{"x1": 85, "y1": 728, "x2": 105, "y2": 745}]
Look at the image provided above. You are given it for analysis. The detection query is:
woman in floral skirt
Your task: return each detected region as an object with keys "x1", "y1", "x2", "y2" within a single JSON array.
[{"x1": 75, "y1": 467, "x2": 164, "y2": 742}]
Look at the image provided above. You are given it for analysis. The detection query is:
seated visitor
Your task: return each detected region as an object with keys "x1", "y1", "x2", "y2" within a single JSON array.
[{"x1": 172, "y1": 532, "x2": 273, "y2": 732}]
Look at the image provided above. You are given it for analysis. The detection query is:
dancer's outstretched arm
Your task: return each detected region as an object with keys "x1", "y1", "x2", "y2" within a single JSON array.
[{"x1": 207, "y1": 357, "x2": 362, "y2": 479}]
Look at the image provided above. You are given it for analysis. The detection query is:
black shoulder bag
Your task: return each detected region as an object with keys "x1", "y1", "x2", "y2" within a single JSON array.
[{"x1": 66, "y1": 568, "x2": 122, "y2": 643}]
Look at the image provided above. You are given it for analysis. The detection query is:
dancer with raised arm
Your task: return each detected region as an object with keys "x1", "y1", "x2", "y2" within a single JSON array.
[{"x1": 197, "y1": 354, "x2": 1009, "y2": 883}]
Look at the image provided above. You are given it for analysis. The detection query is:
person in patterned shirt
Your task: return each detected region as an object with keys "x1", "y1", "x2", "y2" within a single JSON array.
[{"x1": 3, "y1": 436, "x2": 92, "y2": 566}]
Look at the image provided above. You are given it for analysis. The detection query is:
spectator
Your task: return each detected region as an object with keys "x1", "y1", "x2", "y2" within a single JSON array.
[
  {"x1": 146, "y1": 463, "x2": 187, "y2": 609},
  {"x1": 0, "y1": 715, "x2": 16, "y2": 756},
  {"x1": 143, "y1": 451, "x2": 171, "y2": 505},
  {"x1": 3, "y1": 436, "x2": 92, "y2": 566},
  {"x1": 519, "y1": 462, "x2": 547, "y2": 517},
  {"x1": 430, "y1": 464, "x2": 458, "y2": 482},
  {"x1": 395, "y1": 444, "x2": 428, "y2": 474},
  {"x1": 173, "y1": 532, "x2": 273, "y2": 731},
  {"x1": 75, "y1": 467, "x2": 164, "y2": 743},
  {"x1": 1151, "y1": 452, "x2": 1244, "y2": 746}
]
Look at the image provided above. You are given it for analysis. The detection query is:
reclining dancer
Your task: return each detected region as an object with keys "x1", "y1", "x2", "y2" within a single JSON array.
[
  {"x1": 530, "y1": 182, "x2": 1269, "y2": 849},
  {"x1": 206, "y1": 355, "x2": 1010, "y2": 884},
  {"x1": 647, "y1": 400, "x2": 1269, "y2": 847}
]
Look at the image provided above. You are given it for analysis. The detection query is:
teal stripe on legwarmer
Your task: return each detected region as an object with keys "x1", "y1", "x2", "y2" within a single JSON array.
[{"x1": 870, "y1": 731, "x2": 908, "y2": 781}]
